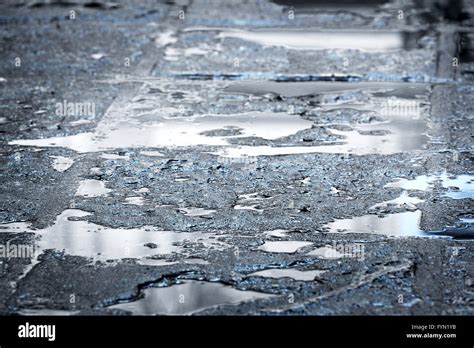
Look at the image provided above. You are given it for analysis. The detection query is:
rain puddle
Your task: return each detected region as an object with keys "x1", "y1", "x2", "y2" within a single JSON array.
[
  {"x1": 9, "y1": 111, "x2": 313, "y2": 153},
  {"x1": 179, "y1": 207, "x2": 216, "y2": 217},
  {"x1": 124, "y1": 197, "x2": 145, "y2": 206},
  {"x1": 247, "y1": 268, "x2": 325, "y2": 281},
  {"x1": 325, "y1": 209, "x2": 473, "y2": 239},
  {"x1": 324, "y1": 210, "x2": 425, "y2": 237},
  {"x1": 107, "y1": 280, "x2": 273, "y2": 315},
  {"x1": 257, "y1": 241, "x2": 312, "y2": 253},
  {"x1": 215, "y1": 111, "x2": 428, "y2": 157},
  {"x1": 386, "y1": 173, "x2": 473, "y2": 199},
  {"x1": 234, "y1": 193, "x2": 272, "y2": 213},
  {"x1": 10, "y1": 78, "x2": 430, "y2": 158},
  {"x1": 175, "y1": 177, "x2": 190, "y2": 182},
  {"x1": 264, "y1": 229, "x2": 289, "y2": 238},
  {"x1": 370, "y1": 192, "x2": 424, "y2": 210},
  {"x1": 0, "y1": 209, "x2": 229, "y2": 261},
  {"x1": 217, "y1": 29, "x2": 420, "y2": 51},
  {"x1": 50, "y1": 156, "x2": 74, "y2": 172},
  {"x1": 217, "y1": 81, "x2": 430, "y2": 157},
  {"x1": 75, "y1": 179, "x2": 111, "y2": 198},
  {"x1": 225, "y1": 81, "x2": 429, "y2": 99},
  {"x1": 137, "y1": 258, "x2": 210, "y2": 267}
]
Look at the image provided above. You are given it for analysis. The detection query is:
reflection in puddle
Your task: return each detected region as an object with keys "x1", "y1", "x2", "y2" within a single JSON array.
[
  {"x1": 175, "y1": 177, "x2": 190, "y2": 182},
  {"x1": 257, "y1": 241, "x2": 312, "y2": 253},
  {"x1": 50, "y1": 156, "x2": 74, "y2": 172},
  {"x1": 10, "y1": 112, "x2": 312, "y2": 153},
  {"x1": 386, "y1": 173, "x2": 473, "y2": 199},
  {"x1": 218, "y1": 29, "x2": 418, "y2": 51},
  {"x1": 234, "y1": 192, "x2": 273, "y2": 213},
  {"x1": 225, "y1": 81, "x2": 429, "y2": 99},
  {"x1": 264, "y1": 229, "x2": 289, "y2": 238},
  {"x1": 10, "y1": 79, "x2": 431, "y2": 159},
  {"x1": 215, "y1": 112, "x2": 428, "y2": 157},
  {"x1": 325, "y1": 211, "x2": 425, "y2": 237},
  {"x1": 0, "y1": 209, "x2": 229, "y2": 261},
  {"x1": 370, "y1": 192, "x2": 424, "y2": 210},
  {"x1": 124, "y1": 197, "x2": 145, "y2": 206},
  {"x1": 107, "y1": 281, "x2": 273, "y2": 315},
  {"x1": 179, "y1": 207, "x2": 216, "y2": 217},
  {"x1": 137, "y1": 258, "x2": 210, "y2": 267},
  {"x1": 75, "y1": 179, "x2": 111, "y2": 198},
  {"x1": 326, "y1": 209, "x2": 474, "y2": 239},
  {"x1": 247, "y1": 268, "x2": 325, "y2": 281}
]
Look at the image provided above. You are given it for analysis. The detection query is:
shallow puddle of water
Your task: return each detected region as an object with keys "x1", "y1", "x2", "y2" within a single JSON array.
[
  {"x1": 234, "y1": 204, "x2": 264, "y2": 213},
  {"x1": 326, "y1": 209, "x2": 474, "y2": 239},
  {"x1": 233, "y1": 192, "x2": 272, "y2": 213},
  {"x1": 370, "y1": 192, "x2": 424, "y2": 210},
  {"x1": 386, "y1": 173, "x2": 473, "y2": 199},
  {"x1": 179, "y1": 207, "x2": 216, "y2": 217},
  {"x1": 50, "y1": 156, "x2": 74, "y2": 172},
  {"x1": 247, "y1": 268, "x2": 325, "y2": 281},
  {"x1": 0, "y1": 209, "x2": 229, "y2": 261},
  {"x1": 75, "y1": 179, "x2": 111, "y2": 198},
  {"x1": 10, "y1": 111, "x2": 313, "y2": 153},
  {"x1": 264, "y1": 229, "x2": 289, "y2": 238},
  {"x1": 10, "y1": 78, "x2": 430, "y2": 159},
  {"x1": 257, "y1": 241, "x2": 312, "y2": 253},
  {"x1": 107, "y1": 280, "x2": 273, "y2": 315},
  {"x1": 215, "y1": 109, "x2": 428, "y2": 157},
  {"x1": 325, "y1": 210, "x2": 425, "y2": 237},
  {"x1": 218, "y1": 29, "x2": 419, "y2": 51},
  {"x1": 224, "y1": 81, "x2": 429, "y2": 99},
  {"x1": 124, "y1": 197, "x2": 145, "y2": 206},
  {"x1": 138, "y1": 257, "x2": 210, "y2": 267},
  {"x1": 175, "y1": 177, "x2": 190, "y2": 182}
]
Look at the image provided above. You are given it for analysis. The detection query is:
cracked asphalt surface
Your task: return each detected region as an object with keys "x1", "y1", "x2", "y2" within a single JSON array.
[{"x1": 0, "y1": 0, "x2": 473, "y2": 315}]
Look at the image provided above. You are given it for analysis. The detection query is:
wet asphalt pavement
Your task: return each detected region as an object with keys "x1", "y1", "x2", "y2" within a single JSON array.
[{"x1": 0, "y1": 0, "x2": 473, "y2": 315}]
